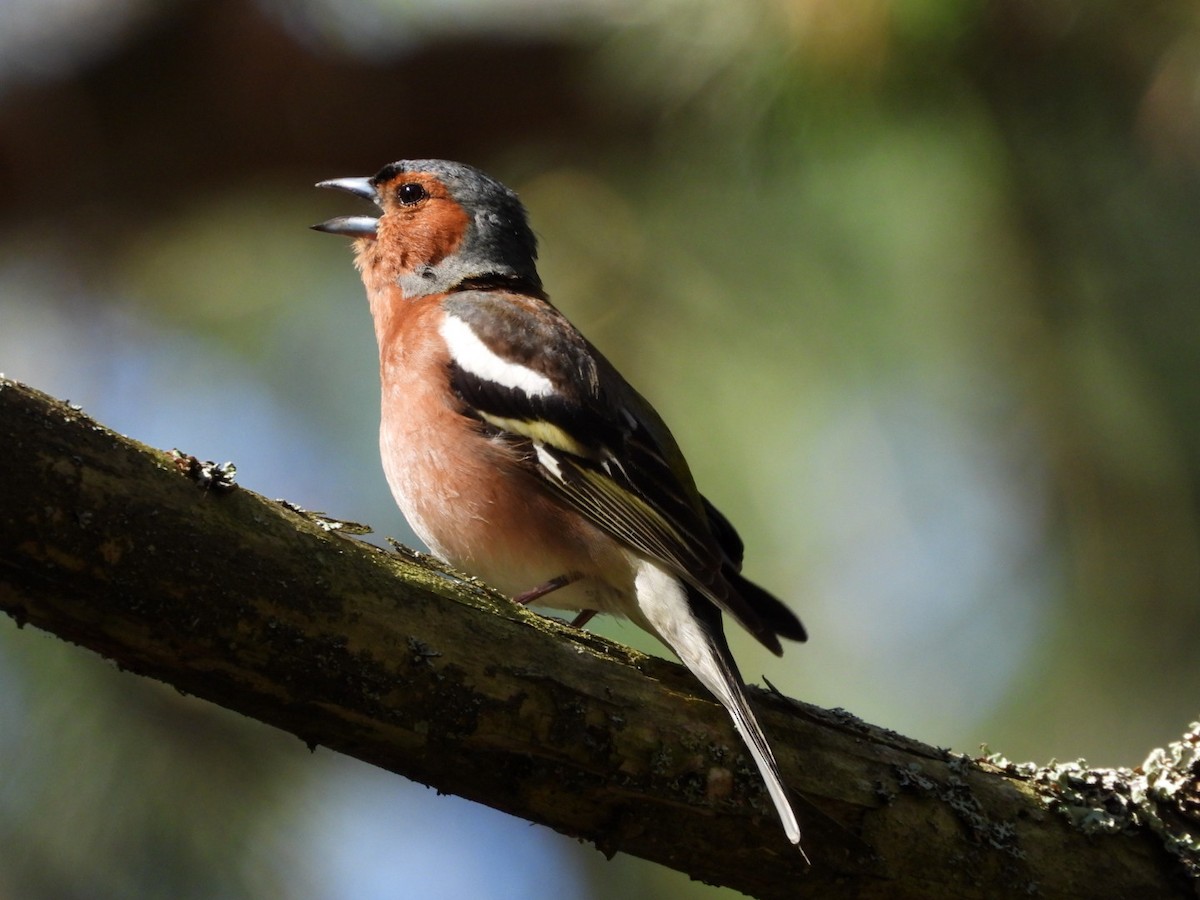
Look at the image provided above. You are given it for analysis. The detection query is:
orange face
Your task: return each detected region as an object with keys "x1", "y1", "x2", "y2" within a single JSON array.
[{"x1": 354, "y1": 172, "x2": 471, "y2": 287}]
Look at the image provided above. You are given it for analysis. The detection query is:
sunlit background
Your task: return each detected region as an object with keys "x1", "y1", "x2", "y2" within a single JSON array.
[{"x1": 2, "y1": 0, "x2": 1199, "y2": 896}]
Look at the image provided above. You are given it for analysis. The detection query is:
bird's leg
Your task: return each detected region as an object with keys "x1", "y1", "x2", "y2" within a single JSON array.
[
  {"x1": 513, "y1": 572, "x2": 598, "y2": 630},
  {"x1": 513, "y1": 572, "x2": 580, "y2": 605},
  {"x1": 569, "y1": 609, "x2": 597, "y2": 629}
]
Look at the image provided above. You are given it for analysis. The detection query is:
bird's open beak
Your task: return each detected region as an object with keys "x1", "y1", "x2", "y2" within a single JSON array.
[{"x1": 312, "y1": 177, "x2": 380, "y2": 238}]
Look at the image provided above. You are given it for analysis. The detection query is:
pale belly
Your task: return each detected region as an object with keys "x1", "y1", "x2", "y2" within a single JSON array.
[{"x1": 380, "y1": 412, "x2": 637, "y2": 618}]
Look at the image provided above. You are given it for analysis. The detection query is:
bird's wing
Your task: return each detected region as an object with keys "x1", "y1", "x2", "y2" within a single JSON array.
[{"x1": 439, "y1": 290, "x2": 792, "y2": 649}]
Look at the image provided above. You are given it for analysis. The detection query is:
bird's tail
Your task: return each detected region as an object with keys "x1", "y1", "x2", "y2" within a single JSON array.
[
  {"x1": 690, "y1": 611, "x2": 805, "y2": 855},
  {"x1": 631, "y1": 558, "x2": 805, "y2": 856}
]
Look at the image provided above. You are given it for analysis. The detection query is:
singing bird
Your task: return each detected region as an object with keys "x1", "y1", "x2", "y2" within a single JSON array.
[{"x1": 313, "y1": 160, "x2": 808, "y2": 850}]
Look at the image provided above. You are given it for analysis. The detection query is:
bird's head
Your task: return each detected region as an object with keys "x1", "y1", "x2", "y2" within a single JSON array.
[{"x1": 313, "y1": 159, "x2": 541, "y2": 299}]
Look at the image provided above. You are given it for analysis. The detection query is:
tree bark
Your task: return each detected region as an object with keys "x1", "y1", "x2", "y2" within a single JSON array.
[{"x1": 0, "y1": 376, "x2": 1194, "y2": 899}]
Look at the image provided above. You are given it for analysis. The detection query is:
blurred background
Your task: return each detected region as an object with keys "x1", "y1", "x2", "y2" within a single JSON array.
[{"x1": 1, "y1": 0, "x2": 1199, "y2": 896}]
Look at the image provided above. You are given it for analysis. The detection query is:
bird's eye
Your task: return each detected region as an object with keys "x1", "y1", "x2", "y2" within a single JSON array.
[{"x1": 397, "y1": 182, "x2": 428, "y2": 205}]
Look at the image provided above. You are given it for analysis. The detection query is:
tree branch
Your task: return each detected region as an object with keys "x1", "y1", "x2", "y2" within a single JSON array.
[{"x1": 0, "y1": 376, "x2": 1194, "y2": 898}]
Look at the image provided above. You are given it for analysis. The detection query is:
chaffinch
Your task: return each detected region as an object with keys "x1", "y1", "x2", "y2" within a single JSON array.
[{"x1": 313, "y1": 159, "x2": 808, "y2": 852}]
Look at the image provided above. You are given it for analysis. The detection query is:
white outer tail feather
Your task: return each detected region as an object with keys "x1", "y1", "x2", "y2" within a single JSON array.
[{"x1": 629, "y1": 556, "x2": 806, "y2": 855}]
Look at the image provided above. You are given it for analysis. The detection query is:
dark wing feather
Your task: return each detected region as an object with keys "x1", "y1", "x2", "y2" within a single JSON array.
[
  {"x1": 441, "y1": 290, "x2": 802, "y2": 651},
  {"x1": 701, "y1": 495, "x2": 807, "y2": 644},
  {"x1": 702, "y1": 495, "x2": 745, "y2": 569}
]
